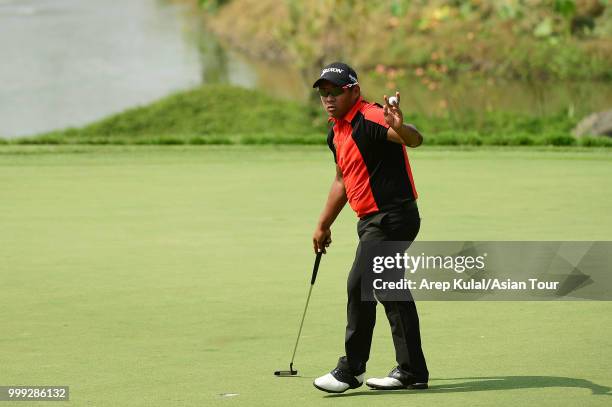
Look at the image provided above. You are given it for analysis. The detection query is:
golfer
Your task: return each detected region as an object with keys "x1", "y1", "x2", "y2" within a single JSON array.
[{"x1": 311, "y1": 62, "x2": 429, "y2": 393}]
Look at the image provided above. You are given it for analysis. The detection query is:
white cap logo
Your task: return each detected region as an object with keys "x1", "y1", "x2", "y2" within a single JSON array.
[{"x1": 321, "y1": 67, "x2": 344, "y2": 76}]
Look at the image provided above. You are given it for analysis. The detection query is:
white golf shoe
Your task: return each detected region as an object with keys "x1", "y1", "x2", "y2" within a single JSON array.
[
  {"x1": 366, "y1": 367, "x2": 428, "y2": 390},
  {"x1": 313, "y1": 368, "x2": 365, "y2": 393}
]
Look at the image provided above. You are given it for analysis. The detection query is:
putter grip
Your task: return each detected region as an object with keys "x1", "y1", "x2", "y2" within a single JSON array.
[{"x1": 310, "y1": 251, "x2": 323, "y2": 285}]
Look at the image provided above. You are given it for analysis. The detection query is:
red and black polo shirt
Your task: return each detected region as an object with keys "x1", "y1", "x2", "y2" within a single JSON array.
[{"x1": 327, "y1": 96, "x2": 418, "y2": 218}]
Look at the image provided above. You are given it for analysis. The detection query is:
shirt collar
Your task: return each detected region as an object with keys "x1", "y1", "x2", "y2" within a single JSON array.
[{"x1": 329, "y1": 96, "x2": 364, "y2": 124}]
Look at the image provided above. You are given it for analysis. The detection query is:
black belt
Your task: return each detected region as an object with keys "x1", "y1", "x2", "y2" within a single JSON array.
[
  {"x1": 379, "y1": 199, "x2": 417, "y2": 212},
  {"x1": 361, "y1": 200, "x2": 418, "y2": 220}
]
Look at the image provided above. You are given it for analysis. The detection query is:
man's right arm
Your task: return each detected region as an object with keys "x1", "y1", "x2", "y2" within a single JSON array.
[{"x1": 312, "y1": 165, "x2": 347, "y2": 254}]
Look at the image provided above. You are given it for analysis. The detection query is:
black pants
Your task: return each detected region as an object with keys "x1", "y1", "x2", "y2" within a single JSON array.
[{"x1": 337, "y1": 201, "x2": 429, "y2": 381}]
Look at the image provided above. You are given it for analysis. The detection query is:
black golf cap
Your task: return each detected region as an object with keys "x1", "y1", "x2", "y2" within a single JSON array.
[{"x1": 312, "y1": 62, "x2": 358, "y2": 88}]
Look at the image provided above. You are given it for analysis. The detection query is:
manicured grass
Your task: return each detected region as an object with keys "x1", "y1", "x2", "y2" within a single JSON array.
[{"x1": 0, "y1": 145, "x2": 610, "y2": 406}]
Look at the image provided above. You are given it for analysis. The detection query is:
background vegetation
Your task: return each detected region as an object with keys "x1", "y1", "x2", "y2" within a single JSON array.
[{"x1": 203, "y1": 0, "x2": 612, "y2": 87}]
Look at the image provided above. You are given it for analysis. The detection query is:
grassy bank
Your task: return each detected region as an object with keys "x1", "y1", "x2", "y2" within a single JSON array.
[{"x1": 3, "y1": 85, "x2": 611, "y2": 147}]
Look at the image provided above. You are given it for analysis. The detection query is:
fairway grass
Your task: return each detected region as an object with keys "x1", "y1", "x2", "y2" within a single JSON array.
[{"x1": 1, "y1": 146, "x2": 610, "y2": 406}]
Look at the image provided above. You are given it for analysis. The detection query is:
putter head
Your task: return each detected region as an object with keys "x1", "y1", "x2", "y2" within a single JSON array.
[{"x1": 274, "y1": 363, "x2": 298, "y2": 376}]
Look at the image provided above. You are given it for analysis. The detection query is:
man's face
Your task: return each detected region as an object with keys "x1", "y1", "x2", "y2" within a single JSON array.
[{"x1": 318, "y1": 80, "x2": 360, "y2": 119}]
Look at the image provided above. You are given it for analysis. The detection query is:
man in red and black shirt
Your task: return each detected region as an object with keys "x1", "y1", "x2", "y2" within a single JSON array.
[{"x1": 311, "y1": 62, "x2": 429, "y2": 393}]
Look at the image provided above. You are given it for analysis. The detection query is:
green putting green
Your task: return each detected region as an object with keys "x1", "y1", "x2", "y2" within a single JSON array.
[{"x1": 0, "y1": 145, "x2": 610, "y2": 406}]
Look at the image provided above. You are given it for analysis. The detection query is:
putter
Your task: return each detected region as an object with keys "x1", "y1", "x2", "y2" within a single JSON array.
[{"x1": 274, "y1": 251, "x2": 323, "y2": 377}]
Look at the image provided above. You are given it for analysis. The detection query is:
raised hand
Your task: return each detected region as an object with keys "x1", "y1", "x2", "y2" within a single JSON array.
[{"x1": 383, "y1": 91, "x2": 403, "y2": 131}]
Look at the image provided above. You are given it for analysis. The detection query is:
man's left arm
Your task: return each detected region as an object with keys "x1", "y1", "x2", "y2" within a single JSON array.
[
  {"x1": 383, "y1": 91, "x2": 423, "y2": 148},
  {"x1": 387, "y1": 123, "x2": 423, "y2": 147}
]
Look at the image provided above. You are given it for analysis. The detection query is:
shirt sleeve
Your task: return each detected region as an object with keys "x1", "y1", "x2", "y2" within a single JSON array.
[
  {"x1": 362, "y1": 103, "x2": 390, "y2": 143},
  {"x1": 327, "y1": 127, "x2": 337, "y2": 163}
]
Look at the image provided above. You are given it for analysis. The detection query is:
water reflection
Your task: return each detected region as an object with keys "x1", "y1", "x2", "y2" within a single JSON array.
[
  {"x1": 199, "y1": 32, "x2": 229, "y2": 85},
  {"x1": 362, "y1": 74, "x2": 612, "y2": 119},
  {"x1": 0, "y1": 0, "x2": 206, "y2": 137}
]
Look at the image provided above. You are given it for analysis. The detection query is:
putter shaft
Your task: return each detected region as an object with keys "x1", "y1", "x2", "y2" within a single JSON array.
[
  {"x1": 289, "y1": 284, "x2": 314, "y2": 366},
  {"x1": 275, "y1": 252, "x2": 322, "y2": 377}
]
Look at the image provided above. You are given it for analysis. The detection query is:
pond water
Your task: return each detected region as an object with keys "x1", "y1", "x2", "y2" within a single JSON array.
[{"x1": 1, "y1": 0, "x2": 610, "y2": 138}]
